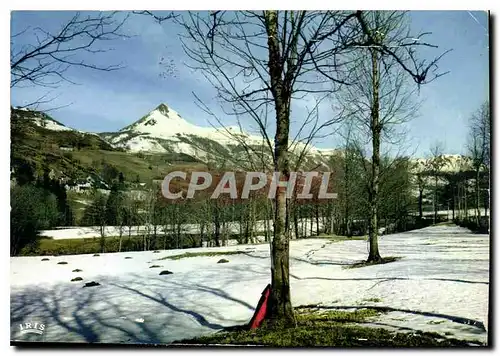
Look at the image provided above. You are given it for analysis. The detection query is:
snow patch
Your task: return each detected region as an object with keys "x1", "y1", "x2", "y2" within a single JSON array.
[
  {"x1": 11, "y1": 225, "x2": 489, "y2": 345},
  {"x1": 31, "y1": 117, "x2": 73, "y2": 132}
]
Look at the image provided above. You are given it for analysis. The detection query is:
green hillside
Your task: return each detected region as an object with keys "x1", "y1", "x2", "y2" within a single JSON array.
[{"x1": 10, "y1": 108, "x2": 201, "y2": 186}]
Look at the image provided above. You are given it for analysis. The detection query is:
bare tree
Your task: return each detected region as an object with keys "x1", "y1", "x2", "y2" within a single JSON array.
[
  {"x1": 82, "y1": 190, "x2": 108, "y2": 253},
  {"x1": 415, "y1": 169, "x2": 427, "y2": 221},
  {"x1": 163, "y1": 8, "x2": 450, "y2": 324},
  {"x1": 177, "y1": 10, "x2": 367, "y2": 324},
  {"x1": 121, "y1": 194, "x2": 138, "y2": 250},
  {"x1": 11, "y1": 11, "x2": 128, "y2": 92},
  {"x1": 467, "y1": 102, "x2": 490, "y2": 223},
  {"x1": 428, "y1": 141, "x2": 447, "y2": 224},
  {"x1": 339, "y1": 11, "x2": 439, "y2": 263}
]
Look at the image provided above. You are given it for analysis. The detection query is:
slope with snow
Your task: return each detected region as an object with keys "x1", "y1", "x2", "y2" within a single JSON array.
[
  {"x1": 12, "y1": 106, "x2": 101, "y2": 137},
  {"x1": 11, "y1": 225, "x2": 489, "y2": 345},
  {"x1": 411, "y1": 154, "x2": 474, "y2": 174},
  {"x1": 99, "y1": 103, "x2": 342, "y2": 166},
  {"x1": 101, "y1": 103, "x2": 265, "y2": 156},
  {"x1": 12, "y1": 107, "x2": 74, "y2": 132}
]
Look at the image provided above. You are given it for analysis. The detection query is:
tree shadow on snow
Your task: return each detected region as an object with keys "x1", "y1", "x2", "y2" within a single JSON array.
[
  {"x1": 10, "y1": 274, "x2": 258, "y2": 345},
  {"x1": 11, "y1": 285, "x2": 103, "y2": 343},
  {"x1": 109, "y1": 281, "x2": 226, "y2": 330},
  {"x1": 289, "y1": 274, "x2": 488, "y2": 285},
  {"x1": 291, "y1": 256, "x2": 356, "y2": 266}
]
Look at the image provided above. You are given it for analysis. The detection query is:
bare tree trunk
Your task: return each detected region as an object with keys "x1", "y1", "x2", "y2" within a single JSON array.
[
  {"x1": 368, "y1": 47, "x2": 382, "y2": 263},
  {"x1": 293, "y1": 204, "x2": 300, "y2": 239},
  {"x1": 418, "y1": 187, "x2": 424, "y2": 220},
  {"x1": 222, "y1": 220, "x2": 228, "y2": 247},
  {"x1": 118, "y1": 230, "x2": 123, "y2": 252},
  {"x1": 100, "y1": 225, "x2": 106, "y2": 253},
  {"x1": 464, "y1": 179, "x2": 469, "y2": 220},
  {"x1": 475, "y1": 169, "x2": 481, "y2": 224},
  {"x1": 265, "y1": 10, "x2": 294, "y2": 324},
  {"x1": 458, "y1": 182, "x2": 462, "y2": 220},
  {"x1": 315, "y1": 204, "x2": 320, "y2": 235},
  {"x1": 452, "y1": 185, "x2": 456, "y2": 220},
  {"x1": 345, "y1": 153, "x2": 351, "y2": 236},
  {"x1": 214, "y1": 210, "x2": 221, "y2": 247},
  {"x1": 330, "y1": 202, "x2": 335, "y2": 235},
  {"x1": 309, "y1": 207, "x2": 313, "y2": 237},
  {"x1": 433, "y1": 175, "x2": 438, "y2": 224},
  {"x1": 263, "y1": 202, "x2": 269, "y2": 242},
  {"x1": 484, "y1": 185, "x2": 489, "y2": 217},
  {"x1": 176, "y1": 223, "x2": 181, "y2": 249},
  {"x1": 250, "y1": 199, "x2": 256, "y2": 243},
  {"x1": 200, "y1": 223, "x2": 205, "y2": 248}
]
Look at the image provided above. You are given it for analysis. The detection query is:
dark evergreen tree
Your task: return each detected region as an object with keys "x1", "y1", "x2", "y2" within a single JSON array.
[{"x1": 10, "y1": 185, "x2": 59, "y2": 255}]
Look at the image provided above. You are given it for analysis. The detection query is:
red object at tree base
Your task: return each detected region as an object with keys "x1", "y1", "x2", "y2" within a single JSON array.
[{"x1": 248, "y1": 284, "x2": 271, "y2": 329}]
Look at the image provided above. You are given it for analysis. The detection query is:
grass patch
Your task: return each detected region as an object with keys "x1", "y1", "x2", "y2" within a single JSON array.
[
  {"x1": 70, "y1": 149, "x2": 173, "y2": 188},
  {"x1": 361, "y1": 297, "x2": 382, "y2": 303},
  {"x1": 18, "y1": 234, "x2": 210, "y2": 257},
  {"x1": 149, "y1": 265, "x2": 162, "y2": 268},
  {"x1": 390, "y1": 317, "x2": 408, "y2": 322},
  {"x1": 345, "y1": 256, "x2": 402, "y2": 269},
  {"x1": 296, "y1": 308, "x2": 382, "y2": 322},
  {"x1": 176, "y1": 307, "x2": 479, "y2": 347},
  {"x1": 158, "y1": 251, "x2": 246, "y2": 261}
]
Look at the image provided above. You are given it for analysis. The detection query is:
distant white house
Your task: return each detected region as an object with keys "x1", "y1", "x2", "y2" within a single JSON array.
[
  {"x1": 67, "y1": 182, "x2": 92, "y2": 192},
  {"x1": 66, "y1": 176, "x2": 94, "y2": 193},
  {"x1": 60, "y1": 146, "x2": 74, "y2": 151}
]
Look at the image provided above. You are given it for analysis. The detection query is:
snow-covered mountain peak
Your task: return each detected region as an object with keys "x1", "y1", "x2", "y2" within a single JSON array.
[
  {"x1": 117, "y1": 103, "x2": 266, "y2": 147},
  {"x1": 122, "y1": 103, "x2": 188, "y2": 133},
  {"x1": 155, "y1": 103, "x2": 170, "y2": 116}
]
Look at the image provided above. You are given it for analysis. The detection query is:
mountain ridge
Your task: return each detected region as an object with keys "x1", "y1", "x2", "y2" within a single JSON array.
[{"x1": 12, "y1": 103, "x2": 473, "y2": 173}]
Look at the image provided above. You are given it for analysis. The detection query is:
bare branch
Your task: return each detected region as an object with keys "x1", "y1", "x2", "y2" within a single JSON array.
[
  {"x1": 11, "y1": 11, "x2": 130, "y2": 88},
  {"x1": 132, "y1": 10, "x2": 178, "y2": 24}
]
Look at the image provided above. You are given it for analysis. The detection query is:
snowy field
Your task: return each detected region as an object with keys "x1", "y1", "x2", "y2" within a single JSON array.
[
  {"x1": 40, "y1": 219, "x2": 307, "y2": 240},
  {"x1": 11, "y1": 225, "x2": 489, "y2": 345},
  {"x1": 40, "y1": 209, "x2": 488, "y2": 240}
]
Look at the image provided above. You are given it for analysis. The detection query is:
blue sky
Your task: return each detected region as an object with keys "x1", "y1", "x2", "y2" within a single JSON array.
[{"x1": 10, "y1": 11, "x2": 489, "y2": 157}]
